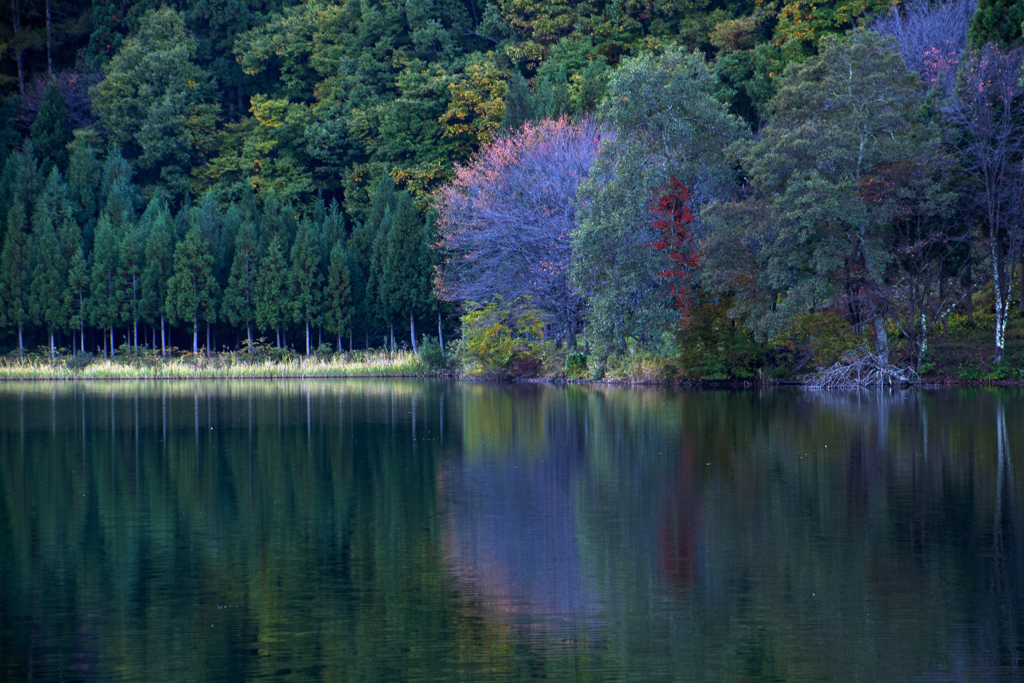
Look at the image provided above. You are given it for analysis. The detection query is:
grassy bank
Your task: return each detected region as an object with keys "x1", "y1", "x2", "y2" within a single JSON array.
[{"x1": 0, "y1": 348, "x2": 434, "y2": 381}]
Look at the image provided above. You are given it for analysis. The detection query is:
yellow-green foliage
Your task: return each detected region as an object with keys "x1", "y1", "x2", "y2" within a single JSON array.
[
  {"x1": 0, "y1": 349, "x2": 428, "y2": 380},
  {"x1": 457, "y1": 302, "x2": 548, "y2": 377}
]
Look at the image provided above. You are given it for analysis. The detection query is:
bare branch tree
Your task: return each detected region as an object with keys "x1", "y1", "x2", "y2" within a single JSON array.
[
  {"x1": 872, "y1": 0, "x2": 975, "y2": 91},
  {"x1": 433, "y1": 116, "x2": 603, "y2": 346},
  {"x1": 942, "y1": 46, "x2": 1024, "y2": 363}
]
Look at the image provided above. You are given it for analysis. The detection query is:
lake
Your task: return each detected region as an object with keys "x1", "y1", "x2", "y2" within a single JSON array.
[{"x1": 0, "y1": 381, "x2": 1021, "y2": 681}]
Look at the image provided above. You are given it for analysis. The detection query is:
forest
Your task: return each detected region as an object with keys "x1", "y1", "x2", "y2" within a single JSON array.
[{"x1": 2, "y1": 0, "x2": 1024, "y2": 381}]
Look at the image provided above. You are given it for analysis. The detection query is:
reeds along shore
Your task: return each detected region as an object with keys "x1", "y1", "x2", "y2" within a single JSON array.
[{"x1": 0, "y1": 349, "x2": 431, "y2": 380}]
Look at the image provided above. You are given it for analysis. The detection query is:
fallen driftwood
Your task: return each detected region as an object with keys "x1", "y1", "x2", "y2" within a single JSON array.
[{"x1": 805, "y1": 349, "x2": 920, "y2": 388}]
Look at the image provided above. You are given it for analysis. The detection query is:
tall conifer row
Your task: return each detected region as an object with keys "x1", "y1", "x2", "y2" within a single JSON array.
[
  {"x1": 379, "y1": 191, "x2": 433, "y2": 353},
  {"x1": 289, "y1": 219, "x2": 322, "y2": 356},
  {"x1": 166, "y1": 226, "x2": 220, "y2": 355},
  {"x1": 0, "y1": 203, "x2": 32, "y2": 354},
  {"x1": 140, "y1": 199, "x2": 174, "y2": 356}
]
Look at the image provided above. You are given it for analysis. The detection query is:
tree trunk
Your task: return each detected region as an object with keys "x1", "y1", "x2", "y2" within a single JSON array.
[
  {"x1": 193, "y1": 318, "x2": 198, "y2": 354},
  {"x1": 993, "y1": 238, "x2": 1008, "y2": 365},
  {"x1": 206, "y1": 321, "x2": 210, "y2": 357},
  {"x1": 306, "y1": 322, "x2": 310, "y2": 356},
  {"x1": 410, "y1": 311, "x2": 417, "y2": 353},
  {"x1": 438, "y1": 311, "x2": 444, "y2": 354},
  {"x1": 18, "y1": 323, "x2": 23, "y2": 356},
  {"x1": 45, "y1": 0, "x2": 52, "y2": 76},
  {"x1": 49, "y1": 330, "x2": 54, "y2": 359},
  {"x1": 11, "y1": 0, "x2": 24, "y2": 95},
  {"x1": 337, "y1": 332, "x2": 342, "y2": 353},
  {"x1": 161, "y1": 315, "x2": 166, "y2": 358},
  {"x1": 276, "y1": 329, "x2": 281, "y2": 348},
  {"x1": 873, "y1": 312, "x2": 889, "y2": 367},
  {"x1": 349, "y1": 329, "x2": 353, "y2": 352},
  {"x1": 247, "y1": 324, "x2": 252, "y2": 351},
  {"x1": 110, "y1": 327, "x2": 115, "y2": 357},
  {"x1": 389, "y1": 321, "x2": 395, "y2": 353}
]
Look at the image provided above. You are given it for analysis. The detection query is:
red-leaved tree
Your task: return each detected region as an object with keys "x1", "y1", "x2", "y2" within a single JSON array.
[
  {"x1": 433, "y1": 116, "x2": 603, "y2": 346},
  {"x1": 650, "y1": 177, "x2": 698, "y2": 320}
]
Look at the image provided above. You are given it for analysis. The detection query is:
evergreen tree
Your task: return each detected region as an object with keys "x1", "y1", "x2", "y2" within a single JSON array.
[
  {"x1": 255, "y1": 233, "x2": 288, "y2": 347},
  {"x1": 166, "y1": 226, "x2": 221, "y2": 354},
  {"x1": 322, "y1": 239, "x2": 354, "y2": 352},
  {"x1": 30, "y1": 79, "x2": 73, "y2": 174},
  {"x1": 89, "y1": 212, "x2": 120, "y2": 356},
  {"x1": 289, "y1": 219, "x2": 322, "y2": 356},
  {"x1": 353, "y1": 171, "x2": 397, "y2": 342},
  {"x1": 67, "y1": 246, "x2": 88, "y2": 353},
  {"x1": 139, "y1": 200, "x2": 174, "y2": 356},
  {"x1": 29, "y1": 212, "x2": 68, "y2": 358},
  {"x1": 0, "y1": 203, "x2": 32, "y2": 354},
  {"x1": 116, "y1": 218, "x2": 146, "y2": 346},
  {"x1": 29, "y1": 169, "x2": 73, "y2": 357},
  {"x1": 500, "y1": 71, "x2": 534, "y2": 131},
  {"x1": 67, "y1": 140, "x2": 101, "y2": 248},
  {"x1": 222, "y1": 218, "x2": 260, "y2": 349},
  {"x1": 379, "y1": 191, "x2": 433, "y2": 352},
  {"x1": 369, "y1": 204, "x2": 394, "y2": 349},
  {"x1": 0, "y1": 145, "x2": 45, "y2": 234},
  {"x1": 968, "y1": 0, "x2": 1024, "y2": 47}
]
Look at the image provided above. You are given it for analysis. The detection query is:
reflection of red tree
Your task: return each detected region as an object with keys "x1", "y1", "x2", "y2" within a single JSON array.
[{"x1": 657, "y1": 441, "x2": 700, "y2": 589}]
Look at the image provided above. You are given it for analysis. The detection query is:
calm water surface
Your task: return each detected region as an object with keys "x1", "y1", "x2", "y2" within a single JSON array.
[{"x1": 0, "y1": 381, "x2": 1022, "y2": 681}]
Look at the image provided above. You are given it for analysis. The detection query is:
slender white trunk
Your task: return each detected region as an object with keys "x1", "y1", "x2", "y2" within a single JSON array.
[
  {"x1": 193, "y1": 318, "x2": 198, "y2": 354},
  {"x1": 110, "y1": 327, "x2": 115, "y2": 357},
  {"x1": 161, "y1": 316, "x2": 166, "y2": 358},
  {"x1": 438, "y1": 312, "x2": 443, "y2": 354},
  {"x1": 18, "y1": 323, "x2": 23, "y2": 356},
  {"x1": 389, "y1": 321, "x2": 395, "y2": 353},
  {"x1": 276, "y1": 329, "x2": 281, "y2": 348},
  {"x1": 306, "y1": 322, "x2": 310, "y2": 356},
  {"x1": 49, "y1": 331, "x2": 54, "y2": 359},
  {"x1": 247, "y1": 324, "x2": 252, "y2": 351},
  {"x1": 993, "y1": 239, "x2": 1007, "y2": 364},
  {"x1": 873, "y1": 312, "x2": 888, "y2": 367},
  {"x1": 410, "y1": 311, "x2": 417, "y2": 353}
]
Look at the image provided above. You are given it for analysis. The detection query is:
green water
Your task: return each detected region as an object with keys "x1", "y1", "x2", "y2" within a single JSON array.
[{"x1": 0, "y1": 381, "x2": 1022, "y2": 681}]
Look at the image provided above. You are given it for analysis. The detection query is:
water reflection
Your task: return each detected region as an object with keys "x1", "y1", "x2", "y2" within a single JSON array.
[{"x1": 0, "y1": 382, "x2": 1022, "y2": 681}]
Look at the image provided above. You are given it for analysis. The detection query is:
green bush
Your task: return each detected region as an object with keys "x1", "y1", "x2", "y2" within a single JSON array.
[
  {"x1": 419, "y1": 336, "x2": 454, "y2": 373},
  {"x1": 564, "y1": 352, "x2": 588, "y2": 378},
  {"x1": 457, "y1": 302, "x2": 547, "y2": 378}
]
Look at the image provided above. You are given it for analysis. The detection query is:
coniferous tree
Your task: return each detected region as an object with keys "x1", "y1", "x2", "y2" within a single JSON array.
[
  {"x1": 67, "y1": 246, "x2": 88, "y2": 352},
  {"x1": 352, "y1": 172, "x2": 396, "y2": 344},
  {"x1": 31, "y1": 79, "x2": 73, "y2": 174},
  {"x1": 968, "y1": 0, "x2": 1024, "y2": 47},
  {"x1": 379, "y1": 191, "x2": 433, "y2": 352},
  {"x1": 139, "y1": 201, "x2": 174, "y2": 356},
  {"x1": 0, "y1": 145, "x2": 45, "y2": 234},
  {"x1": 29, "y1": 212, "x2": 67, "y2": 358},
  {"x1": 255, "y1": 233, "x2": 288, "y2": 347},
  {"x1": 89, "y1": 212, "x2": 120, "y2": 356},
  {"x1": 30, "y1": 169, "x2": 73, "y2": 357},
  {"x1": 116, "y1": 218, "x2": 146, "y2": 347},
  {"x1": 0, "y1": 203, "x2": 33, "y2": 354},
  {"x1": 222, "y1": 218, "x2": 260, "y2": 349},
  {"x1": 322, "y1": 239, "x2": 354, "y2": 352},
  {"x1": 289, "y1": 218, "x2": 322, "y2": 355},
  {"x1": 67, "y1": 140, "x2": 101, "y2": 249},
  {"x1": 166, "y1": 226, "x2": 220, "y2": 354},
  {"x1": 370, "y1": 204, "x2": 395, "y2": 349}
]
